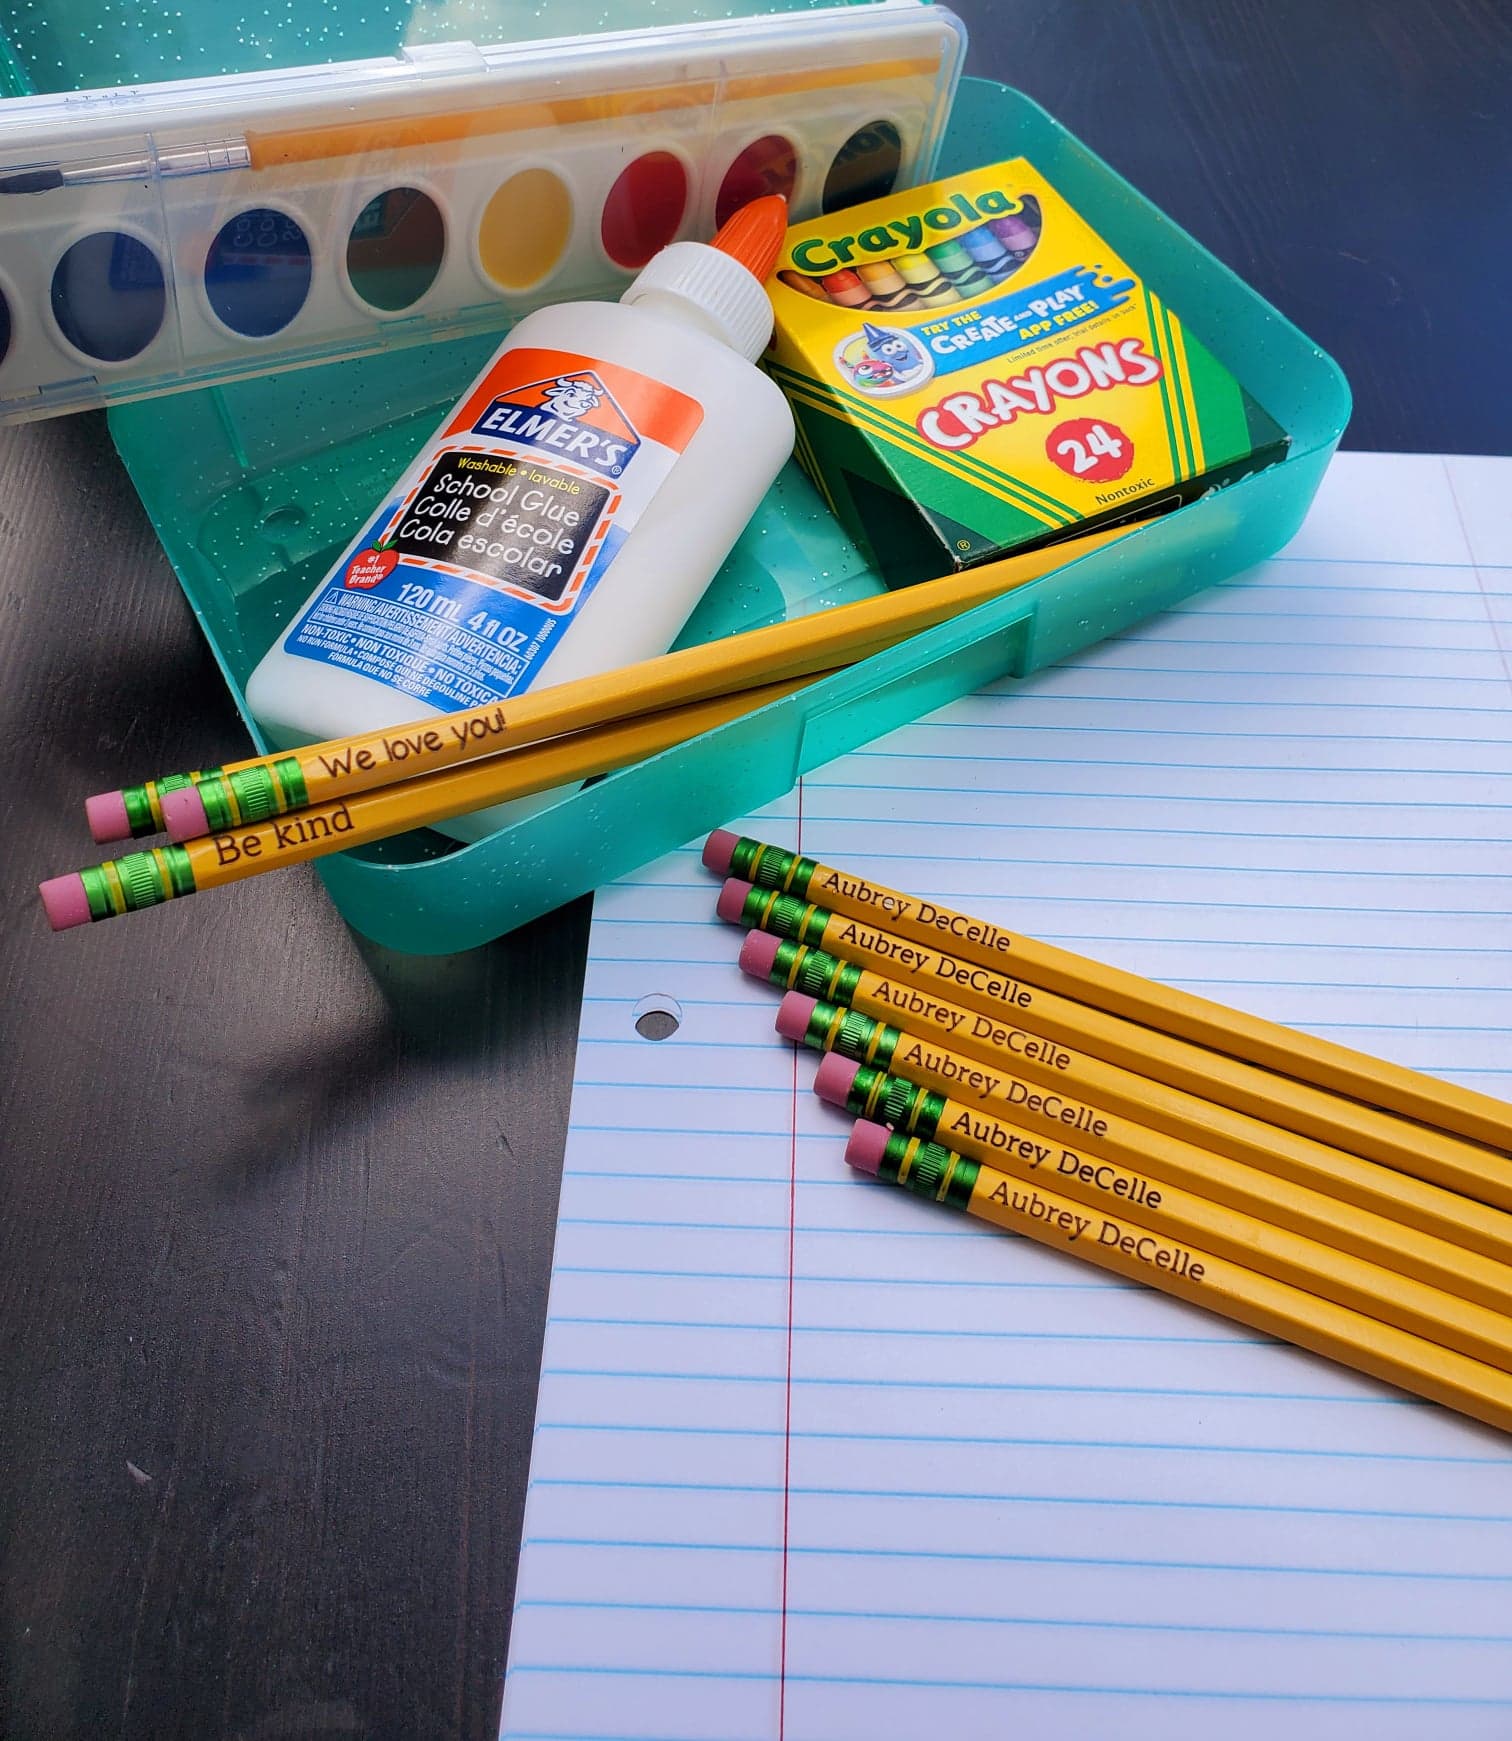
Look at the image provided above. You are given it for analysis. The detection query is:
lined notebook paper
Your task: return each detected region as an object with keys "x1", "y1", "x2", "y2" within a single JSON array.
[{"x1": 500, "y1": 452, "x2": 1512, "y2": 1740}]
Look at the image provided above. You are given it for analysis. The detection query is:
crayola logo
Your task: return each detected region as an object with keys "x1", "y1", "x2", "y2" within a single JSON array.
[{"x1": 791, "y1": 190, "x2": 1025, "y2": 275}]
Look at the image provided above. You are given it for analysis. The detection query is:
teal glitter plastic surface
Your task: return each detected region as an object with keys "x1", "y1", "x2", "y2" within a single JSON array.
[
  {"x1": 0, "y1": 17, "x2": 1349, "y2": 953},
  {"x1": 0, "y1": 0, "x2": 855, "y2": 86}
]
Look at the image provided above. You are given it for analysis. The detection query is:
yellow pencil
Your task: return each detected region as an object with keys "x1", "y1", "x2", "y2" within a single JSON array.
[
  {"x1": 808, "y1": 1046, "x2": 1512, "y2": 1372},
  {"x1": 847, "y1": 1122, "x2": 1512, "y2": 1438},
  {"x1": 740, "y1": 929, "x2": 1512, "y2": 1283},
  {"x1": 84, "y1": 525, "x2": 1137, "y2": 844},
  {"x1": 786, "y1": 985, "x2": 1512, "y2": 1340},
  {"x1": 722, "y1": 876, "x2": 1512, "y2": 1220},
  {"x1": 42, "y1": 676, "x2": 823, "y2": 930},
  {"x1": 709, "y1": 835, "x2": 1512, "y2": 1169}
]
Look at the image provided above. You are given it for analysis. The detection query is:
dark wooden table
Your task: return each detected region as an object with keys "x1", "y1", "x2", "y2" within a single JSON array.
[{"x1": 2, "y1": 3, "x2": 1508, "y2": 1736}]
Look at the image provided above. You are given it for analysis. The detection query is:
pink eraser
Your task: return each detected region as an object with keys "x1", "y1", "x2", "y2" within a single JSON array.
[
  {"x1": 814, "y1": 1052, "x2": 861, "y2": 1107},
  {"x1": 84, "y1": 790, "x2": 131, "y2": 844},
  {"x1": 716, "y1": 877, "x2": 754, "y2": 925},
  {"x1": 739, "y1": 928, "x2": 780, "y2": 979},
  {"x1": 39, "y1": 873, "x2": 91, "y2": 932},
  {"x1": 161, "y1": 784, "x2": 210, "y2": 843},
  {"x1": 702, "y1": 829, "x2": 739, "y2": 875},
  {"x1": 846, "y1": 1120, "x2": 890, "y2": 1176},
  {"x1": 775, "y1": 991, "x2": 817, "y2": 1042}
]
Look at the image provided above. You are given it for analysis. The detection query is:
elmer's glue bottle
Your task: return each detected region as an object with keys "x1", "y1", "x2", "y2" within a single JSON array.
[{"x1": 245, "y1": 197, "x2": 794, "y2": 839}]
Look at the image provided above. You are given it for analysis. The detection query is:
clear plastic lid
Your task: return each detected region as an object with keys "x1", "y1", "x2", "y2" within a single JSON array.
[{"x1": 0, "y1": 1, "x2": 965, "y2": 422}]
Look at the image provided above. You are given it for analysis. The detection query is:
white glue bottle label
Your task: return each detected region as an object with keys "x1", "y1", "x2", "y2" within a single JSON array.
[{"x1": 246, "y1": 197, "x2": 794, "y2": 840}]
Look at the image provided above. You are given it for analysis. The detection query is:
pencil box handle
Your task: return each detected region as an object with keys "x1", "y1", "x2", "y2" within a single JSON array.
[{"x1": 798, "y1": 612, "x2": 1034, "y2": 773}]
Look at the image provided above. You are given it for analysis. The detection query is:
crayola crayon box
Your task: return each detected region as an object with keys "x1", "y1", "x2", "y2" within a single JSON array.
[{"x1": 767, "y1": 158, "x2": 1289, "y2": 585}]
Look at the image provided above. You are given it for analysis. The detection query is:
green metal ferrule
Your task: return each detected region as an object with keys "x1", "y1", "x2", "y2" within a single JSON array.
[
  {"x1": 121, "y1": 769, "x2": 213, "y2": 837},
  {"x1": 195, "y1": 766, "x2": 278, "y2": 832},
  {"x1": 78, "y1": 863, "x2": 119, "y2": 921},
  {"x1": 905, "y1": 1082, "x2": 947, "y2": 1139},
  {"x1": 121, "y1": 783, "x2": 158, "y2": 837},
  {"x1": 162, "y1": 845, "x2": 196, "y2": 897},
  {"x1": 115, "y1": 850, "x2": 172, "y2": 912},
  {"x1": 195, "y1": 773, "x2": 237, "y2": 833},
  {"x1": 744, "y1": 885, "x2": 832, "y2": 948},
  {"x1": 806, "y1": 999, "x2": 899, "y2": 1069},
  {"x1": 197, "y1": 761, "x2": 293, "y2": 831},
  {"x1": 225, "y1": 764, "x2": 280, "y2": 824},
  {"x1": 846, "y1": 1062, "x2": 944, "y2": 1135},
  {"x1": 78, "y1": 846, "x2": 196, "y2": 920},
  {"x1": 271, "y1": 755, "x2": 309, "y2": 809},
  {"x1": 805, "y1": 996, "x2": 892, "y2": 1064},
  {"x1": 728, "y1": 836, "x2": 818, "y2": 898},
  {"x1": 767, "y1": 939, "x2": 862, "y2": 1004},
  {"x1": 881, "y1": 1131, "x2": 979, "y2": 1209}
]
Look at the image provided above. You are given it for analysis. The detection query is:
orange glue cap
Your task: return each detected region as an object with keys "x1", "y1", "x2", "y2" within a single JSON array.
[
  {"x1": 622, "y1": 195, "x2": 789, "y2": 360},
  {"x1": 711, "y1": 194, "x2": 789, "y2": 284}
]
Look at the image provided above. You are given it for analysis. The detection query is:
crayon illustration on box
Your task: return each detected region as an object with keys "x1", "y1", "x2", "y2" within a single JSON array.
[{"x1": 768, "y1": 158, "x2": 1289, "y2": 584}]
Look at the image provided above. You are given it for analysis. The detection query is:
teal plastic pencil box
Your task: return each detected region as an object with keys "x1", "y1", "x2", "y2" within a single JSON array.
[{"x1": 102, "y1": 73, "x2": 1348, "y2": 954}]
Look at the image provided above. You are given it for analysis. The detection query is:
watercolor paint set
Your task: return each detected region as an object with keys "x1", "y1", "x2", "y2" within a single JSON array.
[{"x1": 0, "y1": 0, "x2": 963, "y2": 422}]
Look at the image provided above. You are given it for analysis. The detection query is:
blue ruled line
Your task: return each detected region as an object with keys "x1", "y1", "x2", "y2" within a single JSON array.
[
  {"x1": 516, "y1": 1536, "x2": 1512, "y2": 1586},
  {"x1": 533, "y1": 1420, "x2": 1510, "y2": 1466},
  {"x1": 513, "y1": 1595, "x2": 1512, "y2": 1646},
  {"x1": 525, "y1": 1475, "x2": 1512, "y2": 1525},
  {"x1": 505, "y1": 1662, "x2": 1512, "y2": 1704},
  {"x1": 541, "y1": 1368, "x2": 1416, "y2": 1406}
]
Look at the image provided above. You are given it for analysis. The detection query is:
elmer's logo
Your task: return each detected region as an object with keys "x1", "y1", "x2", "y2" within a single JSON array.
[
  {"x1": 471, "y1": 372, "x2": 640, "y2": 477},
  {"x1": 791, "y1": 188, "x2": 1023, "y2": 276}
]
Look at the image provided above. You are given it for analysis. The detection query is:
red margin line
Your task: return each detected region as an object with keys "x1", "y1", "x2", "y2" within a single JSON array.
[{"x1": 777, "y1": 779, "x2": 804, "y2": 1740}]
